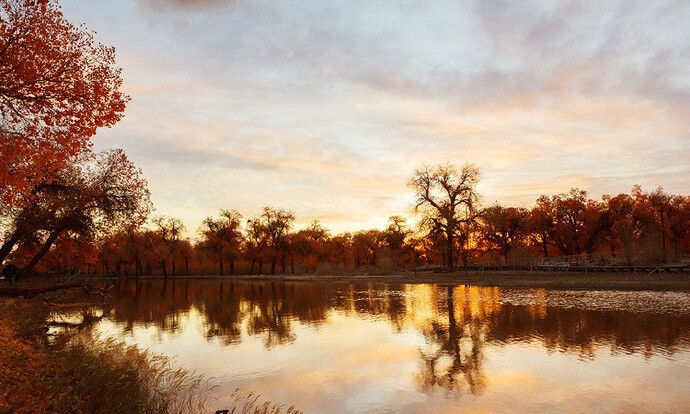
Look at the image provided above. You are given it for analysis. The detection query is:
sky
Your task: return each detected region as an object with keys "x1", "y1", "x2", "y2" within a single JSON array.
[{"x1": 59, "y1": 0, "x2": 690, "y2": 234}]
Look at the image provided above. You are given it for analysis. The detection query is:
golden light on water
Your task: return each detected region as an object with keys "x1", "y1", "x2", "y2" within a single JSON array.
[{"x1": 62, "y1": 280, "x2": 690, "y2": 413}]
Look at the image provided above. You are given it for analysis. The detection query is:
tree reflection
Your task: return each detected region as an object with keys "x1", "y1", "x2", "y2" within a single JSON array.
[
  {"x1": 417, "y1": 286, "x2": 486, "y2": 396},
  {"x1": 87, "y1": 280, "x2": 690, "y2": 396}
]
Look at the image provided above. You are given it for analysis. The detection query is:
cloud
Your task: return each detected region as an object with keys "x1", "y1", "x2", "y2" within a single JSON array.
[
  {"x1": 60, "y1": 0, "x2": 690, "y2": 233},
  {"x1": 140, "y1": 0, "x2": 237, "y2": 11}
]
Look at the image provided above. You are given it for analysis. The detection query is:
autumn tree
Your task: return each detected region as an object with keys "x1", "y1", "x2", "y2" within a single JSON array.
[
  {"x1": 383, "y1": 216, "x2": 412, "y2": 268},
  {"x1": 10, "y1": 149, "x2": 151, "y2": 275},
  {"x1": 178, "y1": 239, "x2": 194, "y2": 275},
  {"x1": 42, "y1": 232, "x2": 98, "y2": 275},
  {"x1": 668, "y1": 195, "x2": 690, "y2": 257},
  {"x1": 0, "y1": 0, "x2": 128, "y2": 209},
  {"x1": 326, "y1": 232, "x2": 353, "y2": 268},
  {"x1": 291, "y1": 221, "x2": 330, "y2": 272},
  {"x1": 245, "y1": 217, "x2": 268, "y2": 274},
  {"x1": 526, "y1": 196, "x2": 555, "y2": 258},
  {"x1": 152, "y1": 216, "x2": 185, "y2": 276},
  {"x1": 549, "y1": 189, "x2": 588, "y2": 257},
  {"x1": 259, "y1": 207, "x2": 295, "y2": 274},
  {"x1": 197, "y1": 209, "x2": 243, "y2": 275},
  {"x1": 410, "y1": 164, "x2": 481, "y2": 270},
  {"x1": 479, "y1": 205, "x2": 528, "y2": 264},
  {"x1": 352, "y1": 229, "x2": 383, "y2": 267},
  {"x1": 647, "y1": 187, "x2": 672, "y2": 262},
  {"x1": 600, "y1": 194, "x2": 632, "y2": 261}
]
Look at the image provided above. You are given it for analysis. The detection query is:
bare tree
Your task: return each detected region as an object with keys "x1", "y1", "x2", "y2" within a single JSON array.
[{"x1": 409, "y1": 164, "x2": 480, "y2": 270}]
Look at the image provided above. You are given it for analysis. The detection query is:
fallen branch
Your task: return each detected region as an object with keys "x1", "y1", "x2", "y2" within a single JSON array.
[{"x1": 0, "y1": 282, "x2": 85, "y2": 298}]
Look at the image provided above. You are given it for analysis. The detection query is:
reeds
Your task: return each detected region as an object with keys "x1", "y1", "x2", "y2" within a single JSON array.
[
  {"x1": 217, "y1": 391, "x2": 302, "y2": 414},
  {"x1": 47, "y1": 336, "x2": 213, "y2": 414}
]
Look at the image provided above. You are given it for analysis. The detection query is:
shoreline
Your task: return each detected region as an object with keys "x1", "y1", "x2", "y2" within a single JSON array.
[{"x1": 96, "y1": 270, "x2": 690, "y2": 291}]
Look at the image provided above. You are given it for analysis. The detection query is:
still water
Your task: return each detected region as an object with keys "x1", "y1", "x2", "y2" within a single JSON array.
[{"x1": 64, "y1": 280, "x2": 690, "y2": 413}]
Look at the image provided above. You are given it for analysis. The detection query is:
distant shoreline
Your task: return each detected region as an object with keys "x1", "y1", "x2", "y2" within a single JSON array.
[{"x1": 98, "y1": 270, "x2": 690, "y2": 292}]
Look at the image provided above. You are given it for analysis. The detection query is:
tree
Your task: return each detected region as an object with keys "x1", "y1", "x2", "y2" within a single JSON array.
[
  {"x1": 601, "y1": 194, "x2": 631, "y2": 260},
  {"x1": 550, "y1": 189, "x2": 588, "y2": 257},
  {"x1": 668, "y1": 195, "x2": 690, "y2": 258},
  {"x1": 647, "y1": 187, "x2": 671, "y2": 262},
  {"x1": 526, "y1": 196, "x2": 555, "y2": 258},
  {"x1": 291, "y1": 221, "x2": 330, "y2": 273},
  {"x1": 13, "y1": 149, "x2": 151, "y2": 275},
  {"x1": 0, "y1": 0, "x2": 128, "y2": 209},
  {"x1": 352, "y1": 229, "x2": 383, "y2": 267},
  {"x1": 245, "y1": 217, "x2": 268, "y2": 274},
  {"x1": 260, "y1": 207, "x2": 295, "y2": 274},
  {"x1": 326, "y1": 232, "x2": 352, "y2": 268},
  {"x1": 580, "y1": 199, "x2": 608, "y2": 259},
  {"x1": 383, "y1": 216, "x2": 412, "y2": 268},
  {"x1": 197, "y1": 209, "x2": 243, "y2": 276},
  {"x1": 479, "y1": 205, "x2": 527, "y2": 264},
  {"x1": 409, "y1": 164, "x2": 481, "y2": 270},
  {"x1": 152, "y1": 216, "x2": 185, "y2": 277}
]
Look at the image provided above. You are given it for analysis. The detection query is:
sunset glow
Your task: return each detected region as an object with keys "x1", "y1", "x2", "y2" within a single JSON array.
[{"x1": 59, "y1": 0, "x2": 690, "y2": 232}]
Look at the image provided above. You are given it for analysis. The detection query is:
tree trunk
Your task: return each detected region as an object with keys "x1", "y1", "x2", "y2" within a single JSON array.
[
  {"x1": 660, "y1": 211, "x2": 667, "y2": 263},
  {"x1": 541, "y1": 237, "x2": 549, "y2": 258},
  {"x1": 446, "y1": 228, "x2": 454, "y2": 271},
  {"x1": 250, "y1": 259, "x2": 256, "y2": 275},
  {"x1": 271, "y1": 257, "x2": 276, "y2": 275},
  {"x1": 230, "y1": 258, "x2": 235, "y2": 275},
  {"x1": 0, "y1": 229, "x2": 22, "y2": 264},
  {"x1": 21, "y1": 226, "x2": 65, "y2": 275},
  {"x1": 184, "y1": 257, "x2": 190, "y2": 275},
  {"x1": 258, "y1": 260, "x2": 264, "y2": 274},
  {"x1": 172, "y1": 258, "x2": 176, "y2": 276},
  {"x1": 218, "y1": 258, "x2": 224, "y2": 276}
]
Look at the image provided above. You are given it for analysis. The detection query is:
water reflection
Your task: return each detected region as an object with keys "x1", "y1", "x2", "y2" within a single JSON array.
[
  {"x1": 72, "y1": 280, "x2": 690, "y2": 412},
  {"x1": 104, "y1": 280, "x2": 690, "y2": 357}
]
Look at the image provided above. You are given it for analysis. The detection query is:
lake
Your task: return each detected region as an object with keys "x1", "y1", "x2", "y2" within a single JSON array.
[{"x1": 56, "y1": 279, "x2": 690, "y2": 413}]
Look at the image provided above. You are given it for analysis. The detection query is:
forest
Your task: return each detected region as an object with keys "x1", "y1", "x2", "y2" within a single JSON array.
[{"x1": 2, "y1": 160, "x2": 689, "y2": 278}]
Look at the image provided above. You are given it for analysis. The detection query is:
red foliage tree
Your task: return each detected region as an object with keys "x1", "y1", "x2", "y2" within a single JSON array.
[{"x1": 0, "y1": 0, "x2": 128, "y2": 209}]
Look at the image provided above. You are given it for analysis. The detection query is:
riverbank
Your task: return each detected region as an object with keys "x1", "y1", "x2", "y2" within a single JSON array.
[
  {"x1": 76, "y1": 270, "x2": 690, "y2": 291},
  {"x1": 3, "y1": 269, "x2": 690, "y2": 295}
]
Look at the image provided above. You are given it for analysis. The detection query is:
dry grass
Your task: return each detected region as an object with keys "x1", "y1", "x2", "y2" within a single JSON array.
[
  {"x1": 0, "y1": 297, "x2": 215, "y2": 414},
  {"x1": 214, "y1": 391, "x2": 302, "y2": 414},
  {"x1": 47, "y1": 336, "x2": 214, "y2": 414}
]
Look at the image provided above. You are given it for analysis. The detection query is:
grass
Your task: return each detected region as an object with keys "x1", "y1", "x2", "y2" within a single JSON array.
[
  {"x1": 219, "y1": 392, "x2": 302, "y2": 414},
  {"x1": 46, "y1": 336, "x2": 212, "y2": 414}
]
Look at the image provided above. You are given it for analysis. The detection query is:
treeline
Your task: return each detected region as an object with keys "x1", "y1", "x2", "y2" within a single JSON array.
[{"x1": 2, "y1": 163, "x2": 688, "y2": 277}]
